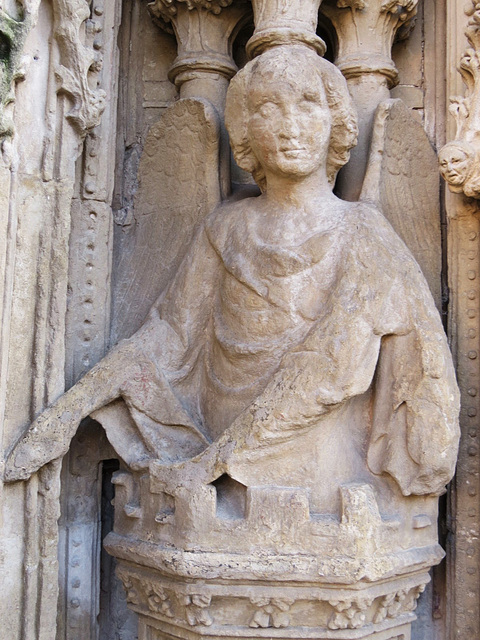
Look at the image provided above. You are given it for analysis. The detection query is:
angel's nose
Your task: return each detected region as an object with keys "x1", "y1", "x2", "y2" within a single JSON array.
[{"x1": 280, "y1": 113, "x2": 301, "y2": 138}]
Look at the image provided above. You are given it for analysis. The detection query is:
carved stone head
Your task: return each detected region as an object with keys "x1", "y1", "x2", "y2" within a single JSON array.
[
  {"x1": 225, "y1": 44, "x2": 358, "y2": 191},
  {"x1": 438, "y1": 140, "x2": 476, "y2": 192}
]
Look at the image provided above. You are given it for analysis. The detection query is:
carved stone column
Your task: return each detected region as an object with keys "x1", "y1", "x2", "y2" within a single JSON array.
[
  {"x1": 246, "y1": 0, "x2": 325, "y2": 58},
  {"x1": 148, "y1": 0, "x2": 247, "y2": 113},
  {"x1": 321, "y1": 0, "x2": 418, "y2": 200},
  {"x1": 148, "y1": 0, "x2": 249, "y2": 197},
  {"x1": 0, "y1": 2, "x2": 35, "y2": 141},
  {"x1": 442, "y1": 2, "x2": 480, "y2": 638}
]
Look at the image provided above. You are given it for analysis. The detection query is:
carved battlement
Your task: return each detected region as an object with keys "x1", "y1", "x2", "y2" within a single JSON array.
[
  {"x1": 105, "y1": 468, "x2": 438, "y2": 640},
  {"x1": 106, "y1": 469, "x2": 442, "y2": 583}
]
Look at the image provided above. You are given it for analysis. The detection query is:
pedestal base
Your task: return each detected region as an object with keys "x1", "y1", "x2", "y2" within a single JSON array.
[
  {"x1": 138, "y1": 613, "x2": 413, "y2": 640},
  {"x1": 115, "y1": 561, "x2": 426, "y2": 640}
]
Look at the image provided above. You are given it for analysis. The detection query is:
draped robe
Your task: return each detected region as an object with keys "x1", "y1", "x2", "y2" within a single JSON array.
[{"x1": 103, "y1": 198, "x2": 459, "y2": 512}]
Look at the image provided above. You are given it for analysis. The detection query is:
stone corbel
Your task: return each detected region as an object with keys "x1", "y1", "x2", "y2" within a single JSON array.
[
  {"x1": 320, "y1": 0, "x2": 419, "y2": 200},
  {"x1": 52, "y1": 0, "x2": 106, "y2": 138},
  {"x1": 439, "y1": 1, "x2": 480, "y2": 199}
]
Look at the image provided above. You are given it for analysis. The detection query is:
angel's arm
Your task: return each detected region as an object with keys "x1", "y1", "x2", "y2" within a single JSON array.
[
  {"x1": 4, "y1": 225, "x2": 221, "y2": 482},
  {"x1": 367, "y1": 294, "x2": 460, "y2": 496}
]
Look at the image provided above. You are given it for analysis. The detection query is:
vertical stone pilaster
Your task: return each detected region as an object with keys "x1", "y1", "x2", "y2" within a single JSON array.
[
  {"x1": 446, "y1": 194, "x2": 480, "y2": 640},
  {"x1": 321, "y1": 0, "x2": 419, "y2": 200}
]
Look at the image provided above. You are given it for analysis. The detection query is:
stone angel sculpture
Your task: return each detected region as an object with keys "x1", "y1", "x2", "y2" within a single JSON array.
[{"x1": 4, "y1": 45, "x2": 459, "y2": 515}]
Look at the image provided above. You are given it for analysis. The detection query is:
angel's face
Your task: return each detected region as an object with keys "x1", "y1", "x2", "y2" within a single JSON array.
[
  {"x1": 439, "y1": 143, "x2": 473, "y2": 185},
  {"x1": 246, "y1": 71, "x2": 331, "y2": 180}
]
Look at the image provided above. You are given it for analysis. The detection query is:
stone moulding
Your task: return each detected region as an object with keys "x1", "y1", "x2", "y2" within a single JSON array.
[
  {"x1": 53, "y1": 0, "x2": 106, "y2": 137},
  {"x1": 439, "y1": 0, "x2": 480, "y2": 198},
  {"x1": 112, "y1": 561, "x2": 429, "y2": 639}
]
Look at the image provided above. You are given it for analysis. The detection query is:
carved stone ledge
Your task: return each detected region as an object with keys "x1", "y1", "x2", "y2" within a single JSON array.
[
  {"x1": 439, "y1": 1, "x2": 480, "y2": 199},
  {"x1": 114, "y1": 562, "x2": 429, "y2": 640},
  {"x1": 104, "y1": 468, "x2": 442, "y2": 640}
]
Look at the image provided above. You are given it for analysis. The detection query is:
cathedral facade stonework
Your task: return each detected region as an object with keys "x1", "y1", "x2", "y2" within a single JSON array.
[{"x1": 0, "y1": 1, "x2": 477, "y2": 639}]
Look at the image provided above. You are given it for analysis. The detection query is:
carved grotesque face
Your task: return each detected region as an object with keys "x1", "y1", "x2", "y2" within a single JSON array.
[
  {"x1": 438, "y1": 142, "x2": 474, "y2": 186},
  {"x1": 246, "y1": 68, "x2": 332, "y2": 180}
]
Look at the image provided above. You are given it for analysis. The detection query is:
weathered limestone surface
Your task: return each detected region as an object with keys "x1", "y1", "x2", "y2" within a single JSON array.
[
  {"x1": 0, "y1": 0, "x2": 120, "y2": 637},
  {"x1": 442, "y1": 3, "x2": 480, "y2": 639},
  {"x1": 0, "y1": 0, "x2": 471, "y2": 639},
  {"x1": 440, "y1": 1, "x2": 480, "y2": 199}
]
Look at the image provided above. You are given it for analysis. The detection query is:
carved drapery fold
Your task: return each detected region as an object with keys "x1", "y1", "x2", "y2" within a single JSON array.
[{"x1": 439, "y1": 1, "x2": 480, "y2": 199}]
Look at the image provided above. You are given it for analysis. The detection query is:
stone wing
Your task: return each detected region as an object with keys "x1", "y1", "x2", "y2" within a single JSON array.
[
  {"x1": 111, "y1": 97, "x2": 222, "y2": 342},
  {"x1": 360, "y1": 98, "x2": 442, "y2": 309}
]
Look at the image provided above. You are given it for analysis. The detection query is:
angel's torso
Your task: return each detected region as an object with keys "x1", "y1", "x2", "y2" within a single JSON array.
[{"x1": 200, "y1": 198, "x2": 353, "y2": 439}]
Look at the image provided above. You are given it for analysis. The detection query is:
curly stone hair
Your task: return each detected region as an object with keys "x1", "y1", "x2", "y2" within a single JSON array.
[{"x1": 225, "y1": 44, "x2": 358, "y2": 191}]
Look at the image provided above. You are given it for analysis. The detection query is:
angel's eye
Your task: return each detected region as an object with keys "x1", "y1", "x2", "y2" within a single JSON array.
[
  {"x1": 257, "y1": 102, "x2": 277, "y2": 118},
  {"x1": 303, "y1": 91, "x2": 322, "y2": 102}
]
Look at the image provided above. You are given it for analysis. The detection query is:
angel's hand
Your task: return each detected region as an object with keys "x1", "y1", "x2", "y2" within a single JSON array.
[
  {"x1": 4, "y1": 402, "x2": 81, "y2": 482},
  {"x1": 3, "y1": 340, "x2": 139, "y2": 482}
]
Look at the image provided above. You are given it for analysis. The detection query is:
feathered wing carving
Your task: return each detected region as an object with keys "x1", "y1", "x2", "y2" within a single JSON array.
[
  {"x1": 360, "y1": 99, "x2": 442, "y2": 309},
  {"x1": 89, "y1": 98, "x2": 222, "y2": 465},
  {"x1": 111, "y1": 97, "x2": 222, "y2": 343}
]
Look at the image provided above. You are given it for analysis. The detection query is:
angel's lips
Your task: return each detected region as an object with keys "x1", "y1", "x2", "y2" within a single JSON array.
[
  {"x1": 444, "y1": 170, "x2": 464, "y2": 182},
  {"x1": 280, "y1": 147, "x2": 307, "y2": 158}
]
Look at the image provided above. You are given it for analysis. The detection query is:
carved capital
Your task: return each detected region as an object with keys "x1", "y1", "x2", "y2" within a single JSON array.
[
  {"x1": 52, "y1": 0, "x2": 106, "y2": 137},
  {"x1": 149, "y1": 0, "x2": 234, "y2": 24},
  {"x1": 321, "y1": 0, "x2": 419, "y2": 87},
  {"x1": 148, "y1": 0, "x2": 247, "y2": 92},
  {"x1": 440, "y1": 1, "x2": 480, "y2": 198},
  {"x1": 246, "y1": 0, "x2": 325, "y2": 58}
]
